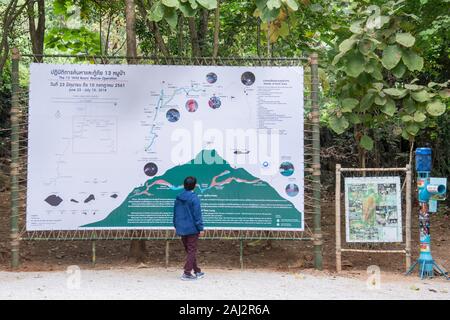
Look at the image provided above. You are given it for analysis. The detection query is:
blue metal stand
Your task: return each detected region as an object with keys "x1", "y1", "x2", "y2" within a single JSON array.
[{"x1": 406, "y1": 148, "x2": 449, "y2": 280}]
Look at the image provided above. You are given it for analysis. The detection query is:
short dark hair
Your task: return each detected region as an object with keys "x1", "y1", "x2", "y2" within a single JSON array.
[{"x1": 184, "y1": 176, "x2": 197, "y2": 191}]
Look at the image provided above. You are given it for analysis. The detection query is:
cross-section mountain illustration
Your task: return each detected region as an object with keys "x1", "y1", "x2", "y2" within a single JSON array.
[{"x1": 83, "y1": 149, "x2": 302, "y2": 229}]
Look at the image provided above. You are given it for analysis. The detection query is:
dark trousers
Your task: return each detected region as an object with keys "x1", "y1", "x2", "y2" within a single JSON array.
[{"x1": 181, "y1": 234, "x2": 201, "y2": 275}]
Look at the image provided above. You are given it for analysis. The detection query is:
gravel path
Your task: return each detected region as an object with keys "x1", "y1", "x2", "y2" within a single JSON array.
[{"x1": 0, "y1": 268, "x2": 449, "y2": 300}]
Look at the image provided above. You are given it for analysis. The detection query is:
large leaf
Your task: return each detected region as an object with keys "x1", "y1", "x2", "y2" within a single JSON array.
[
  {"x1": 405, "y1": 83, "x2": 424, "y2": 91},
  {"x1": 341, "y1": 98, "x2": 359, "y2": 112},
  {"x1": 413, "y1": 111, "x2": 426, "y2": 122},
  {"x1": 426, "y1": 100, "x2": 446, "y2": 116},
  {"x1": 344, "y1": 53, "x2": 365, "y2": 78},
  {"x1": 403, "y1": 98, "x2": 416, "y2": 114},
  {"x1": 350, "y1": 22, "x2": 363, "y2": 34},
  {"x1": 339, "y1": 38, "x2": 356, "y2": 54},
  {"x1": 162, "y1": 0, "x2": 180, "y2": 8},
  {"x1": 359, "y1": 135, "x2": 374, "y2": 151},
  {"x1": 395, "y1": 33, "x2": 415, "y2": 47},
  {"x1": 401, "y1": 115, "x2": 413, "y2": 122},
  {"x1": 402, "y1": 50, "x2": 424, "y2": 71},
  {"x1": 164, "y1": 7, "x2": 178, "y2": 29},
  {"x1": 360, "y1": 93, "x2": 374, "y2": 111},
  {"x1": 347, "y1": 113, "x2": 362, "y2": 124},
  {"x1": 391, "y1": 63, "x2": 406, "y2": 78},
  {"x1": 411, "y1": 90, "x2": 430, "y2": 102},
  {"x1": 374, "y1": 94, "x2": 387, "y2": 106},
  {"x1": 406, "y1": 123, "x2": 420, "y2": 135},
  {"x1": 189, "y1": 0, "x2": 198, "y2": 9},
  {"x1": 255, "y1": 0, "x2": 266, "y2": 11},
  {"x1": 383, "y1": 88, "x2": 407, "y2": 98},
  {"x1": 358, "y1": 38, "x2": 375, "y2": 55},
  {"x1": 381, "y1": 99, "x2": 396, "y2": 116},
  {"x1": 260, "y1": 6, "x2": 280, "y2": 21},
  {"x1": 197, "y1": 0, "x2": 217, "y2": 10},
  {"x1": 332, "y1": 51, "x2": 345, "y2": 65},
  {"x1": 267, "y1": 0, "x2": 282, "y2": 10},
  {"x1": 329, "y1": 115, "x2": 349, "y2": 134},
  {"x1": 382, "y1": 45, "x2": 402, "y2": 70},
  {"x1": 148, "y1": 1, "x2": 165, "y2": 22},
  {"x1": 179, "y1": 2, "x2": 196, "y2": 16},
  {"x1": 284, "y1": 0, "x2": 299, "y2": 11}
]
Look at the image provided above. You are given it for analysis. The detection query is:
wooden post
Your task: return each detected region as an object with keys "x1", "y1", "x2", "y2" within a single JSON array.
[
  {"x1": 10, "y1": 48, "x2": 20, "y2": 270},
  {"x1": 310, "y1": 52, "x2": 322, "y2": 270},
  {"x1": 165, "y1": 240, "x2": 170, "y2": 268},
  {"x1": 239, "y1": 240, "x2": 244, "y2": 270},
  {"x1": 335, "y1": 164, "x2": 342, "y2": 273},
  {"x1": 92, "y1": 241, "x2": 96, "y2": 266},
  {"x1": 405, "y1": 164, "x2": 412, "y2": 272}
]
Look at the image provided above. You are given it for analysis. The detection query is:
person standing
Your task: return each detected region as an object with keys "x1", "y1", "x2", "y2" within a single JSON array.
[{"x1": 173, "y1": 176, "x2": 205, "y2": 281}]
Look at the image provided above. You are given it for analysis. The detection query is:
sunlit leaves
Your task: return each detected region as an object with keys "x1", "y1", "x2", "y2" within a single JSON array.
[
  {"x1": 395, "y1": 32, "x2": 415, "y2": 47},
  {"x1": 402, "y1": 49, "x2": 424, "y2": 71},
  {"x1": 381, "y1": 45, "x2": 402, "y2": 70},
  {"x1": 426, "y1": 100, "x2": 446, "y2": 116},
  {"x1": 329, "y1": 115, "x2": 349, "y2": 135},
  {"x1": 359, "y1": 135, "x2": 374, "y2": 151}
]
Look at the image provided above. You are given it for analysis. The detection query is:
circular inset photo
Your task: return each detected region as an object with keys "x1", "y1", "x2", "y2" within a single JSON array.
[
  {"x1": 285, "y1": 183, "x2": 299, "y2": 197},
  {"x1": 241, "y1": 71, "x2": 255, "y2": 86},
  {"x1": 208, "y1": 96, "x2": 221, "y2": 109},
  {"x1": 144, "y1": 162, "x2": 158, "y2": 177},
  {"x1": 166, "y1": 108, "x2": 180, "y2": 122},
  {"x1": 279, "y1": 162, "x2": 294, "y2": 176},
  {"x1": 206, "y1": 72, "x2": 217, "y2": 84},
  {"x1": 185, "y1": 99, "x2": 198, "y2": 112}
]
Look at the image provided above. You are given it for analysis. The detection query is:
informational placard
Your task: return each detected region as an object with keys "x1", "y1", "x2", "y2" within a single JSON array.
[
  {"x1": 27, "y1": 63, "x2": 304, "y2": 231},
  {"x1": 345, "y1": 177, "x2": 402, "y2": 242}
]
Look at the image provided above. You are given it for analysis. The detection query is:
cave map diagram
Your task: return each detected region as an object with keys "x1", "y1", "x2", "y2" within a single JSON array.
[{"x1": 27, "y1": 64, "x2": 304, "y2": 231}]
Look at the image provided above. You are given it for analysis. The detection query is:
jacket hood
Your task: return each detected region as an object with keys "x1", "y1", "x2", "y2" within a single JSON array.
[{"x1": 176, "y1": 190, "x2": 195, "y2": 202}]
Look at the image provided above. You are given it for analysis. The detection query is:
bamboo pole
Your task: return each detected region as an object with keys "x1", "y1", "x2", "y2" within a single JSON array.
[
  {"x1": 240, "y1": 239, "x2": 244, "y2": 270},
  {"x1": 405, "y1": 164, "x2": 412, "y2": 272},
  {"x1": 92, "y1": 241, "x2": 96, "y2": 266},
  {"x1": 341, "y1": 249, "x2": 406, "y2": 253},
  {"x1": 165, "y1": 240, "x2": 170, "y2": 268},
  {"x1": 339, "y1": 167, "x2": 408, "y2": 172},
  {"x1": 335, "y1": 164, "x2": 342, "y2": 273},
  {"x1": 10, "y1": 48, "x2": 20, "y2": 269},
  {"x1": 310, "y1": 52, "x2": 322, "y2": 270}
]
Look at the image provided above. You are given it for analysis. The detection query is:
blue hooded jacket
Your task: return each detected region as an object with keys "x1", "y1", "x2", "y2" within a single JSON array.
[{"x1": 173, "y1": 190, "x2": 204, "y2": 236}]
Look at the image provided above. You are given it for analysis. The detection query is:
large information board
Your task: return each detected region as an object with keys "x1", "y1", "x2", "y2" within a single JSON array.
[{"x1": 27, "y1": 64, "x2": 304, "y2": 231}]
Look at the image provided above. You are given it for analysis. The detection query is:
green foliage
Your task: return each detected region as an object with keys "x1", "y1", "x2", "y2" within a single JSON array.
[
  {"x1": 328, "y1": 0, "x2": 449, "y2": 151},
  {"x1": 45, "y1": 27, "x2": 101, "y2": 55},
  {"x1": 147, "y1": 0, "x2": 217, "y2": 29}
]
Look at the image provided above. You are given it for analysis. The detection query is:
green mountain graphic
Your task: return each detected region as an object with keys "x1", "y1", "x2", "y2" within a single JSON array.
[{"x1": 83, "y1": 149, "x2": 302, "y2": 229}]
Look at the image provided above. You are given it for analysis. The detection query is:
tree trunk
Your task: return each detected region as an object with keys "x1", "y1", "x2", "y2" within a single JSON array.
[
  {"x1": 198, "y1": 9, "x2": 209, "y2": 56},
  {"x1": 27, "y1": 0, "x2": 45, "y2": 62},
  {"x1": 212, "y1": 0, "x2": 220, "y2": 59},
  {"x1": 125, "y1": 0, "x2": 147, "y2": 262},
  {"x1": 177, "y1": 15, "x2": 184, "y2": 56},
  {"x1": 188, "y1": 17, "x2": 201, "y2": 57},
  {"x1": 125, "y1": 0, "x2": 137, "y2": 64},
  {"x1": 256, "y1": 17, "x2": 261, "y2": 57},
  {"x1": 0, "y1": 0, "x2": 28, "y2": 77}
]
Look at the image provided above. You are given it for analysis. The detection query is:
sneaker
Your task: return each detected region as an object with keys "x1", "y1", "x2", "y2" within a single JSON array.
[
  {"x1": 195, "y1": 272, "x2": 205, "y2": 279},
  {"x1": 181, "y1": 273, "x2": 197, "y2": 281}
]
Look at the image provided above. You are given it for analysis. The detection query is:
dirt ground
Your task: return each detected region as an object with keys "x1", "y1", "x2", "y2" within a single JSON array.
[
  {"x1": 1, "y1": 267, "x2": 449, "y2": 300},
  {"x1": 0, "y1": 191, "x2": 449, "y2": 276}
]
